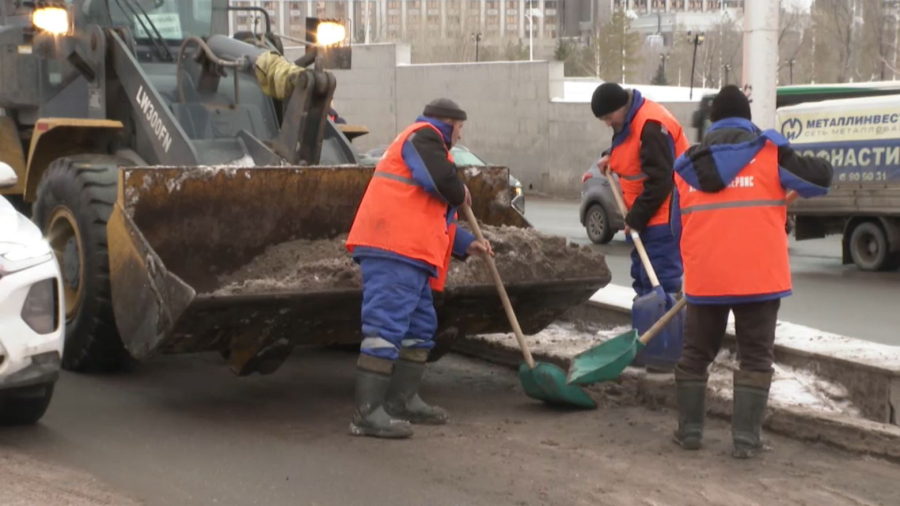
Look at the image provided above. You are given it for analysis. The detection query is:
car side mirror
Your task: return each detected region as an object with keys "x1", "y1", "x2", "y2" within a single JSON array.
[{"x1": 0, "y1": 162, "x2": 17, "y2": 190}]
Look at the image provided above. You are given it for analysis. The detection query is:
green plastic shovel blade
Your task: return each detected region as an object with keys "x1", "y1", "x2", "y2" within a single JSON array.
[
  {"x1": 567, "y1": 329, "x2": 645, "y2": 385},
  {"x1": 518, "y1": 362, "x2": 596, "y2": 409}
]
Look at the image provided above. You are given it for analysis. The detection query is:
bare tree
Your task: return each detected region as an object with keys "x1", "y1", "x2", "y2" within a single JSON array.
[
  {"x1": 812, "y1": 0, "x2": 857, "y2": 83},
  {"x1": 777, "y1": 2, "x2": 810, "y2": 84}
]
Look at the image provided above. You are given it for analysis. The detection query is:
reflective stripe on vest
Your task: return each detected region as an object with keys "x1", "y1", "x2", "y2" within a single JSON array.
[
  {"x1": 675, "y1": 142, "x2": 791, "y2": 299},
  {"x1": 609, "y1": 99, "x2": 689, "y2": 227},
  {"x1": 681, "y1": 199, "x2": 787, "y2": 215},
  {"x1": 346, "y1": 122, "x2": 459, "y2": 291}
]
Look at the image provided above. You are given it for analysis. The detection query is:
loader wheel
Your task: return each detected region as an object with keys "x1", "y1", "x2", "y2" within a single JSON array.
[{"x1": 33, "y1": 155, "x2": 131, "y2": 372}]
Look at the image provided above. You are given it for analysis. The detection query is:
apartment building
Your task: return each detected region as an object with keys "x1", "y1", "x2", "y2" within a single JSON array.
[
  {"x1": 228, "y1": 1, "x2": 565, "y2": 44},
  {"x1": 555, "y1": 0, "x2": 743, "y2": 42}
]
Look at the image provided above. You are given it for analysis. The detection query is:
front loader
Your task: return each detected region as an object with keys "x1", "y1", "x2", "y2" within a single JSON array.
[{"x1": 0, "y1": 0, "x2": 609, "y2": 376}]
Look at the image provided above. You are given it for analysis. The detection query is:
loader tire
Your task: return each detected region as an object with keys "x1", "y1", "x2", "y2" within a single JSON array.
[{"x1": 33, "y1": 155, "x2": 131, "y2": 373}]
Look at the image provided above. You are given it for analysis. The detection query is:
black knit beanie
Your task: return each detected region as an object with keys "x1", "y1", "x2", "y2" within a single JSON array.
[
  {"x1": 710, "y1": 85, "x2": 752, "y2": 122},
  {"x1": 423, "y1": 98, "x2": 467, "y2": 121},
  {"x1": 591, "y1": 83, "x2": 629, "y2": 118}
]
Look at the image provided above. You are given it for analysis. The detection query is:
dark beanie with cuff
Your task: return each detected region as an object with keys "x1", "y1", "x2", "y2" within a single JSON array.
[
  {"x1": 710, "y1": 85, "x2": 752, "y2": 123},
  {"x1": 591, "y1": 83, "x2": 629, "y2": 118},
  {"x1": 423, "y1": 98, "x2": 467, "y2": 121}
]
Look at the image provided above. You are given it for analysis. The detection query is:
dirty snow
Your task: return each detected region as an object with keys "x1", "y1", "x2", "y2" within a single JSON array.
[
  {"x1": 210, "y1": 225, "x2": 607, "y2": 295},
  {"x1": 479, "y1": 321, "x2": 631, "y2": 356},
  {"x1": 478, "y1": 321, "x2": 863, "y2": 419},
  {"x1": 709, "y1": 351, "x2": 861, "y2": 417}
]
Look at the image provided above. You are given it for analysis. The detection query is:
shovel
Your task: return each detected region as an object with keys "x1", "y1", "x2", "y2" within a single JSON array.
[
  {"x1": 568, "y1": 190, "x2": 800, "y2": 385},
  {"x1": 607, "y1": 174, "x2": 682, "y2": 368},
  {"x1": 567, "y1": 297, "x2": 688, "y2": 385},
  {"x1": 461, "y1": 205, "x2": 596, "y2": 409}
]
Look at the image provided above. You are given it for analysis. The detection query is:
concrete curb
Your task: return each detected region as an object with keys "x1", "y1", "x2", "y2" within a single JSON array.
[
  {"x1": 454, "y1": 336, "x2": 900, "y2": 462},
  {"x1": 589, "y1": 285, "x2": 900, "y2": 425}
]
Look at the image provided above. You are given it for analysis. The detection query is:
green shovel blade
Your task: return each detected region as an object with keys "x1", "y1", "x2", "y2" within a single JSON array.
[
  {"x1": 518, "y1": 362, "x2": 597, "y2": 409},
  {"x1": 567, "y1": 329, "x2": 645, "y2": 385}
]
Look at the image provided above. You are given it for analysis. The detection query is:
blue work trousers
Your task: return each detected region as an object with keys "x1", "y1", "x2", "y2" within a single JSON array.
[
  {"x1": 627, "y1": 224, "x2": 683, "y2": 296},
  {"x1": 358, "y1": 257, "x2": 438, "y2": 361}
]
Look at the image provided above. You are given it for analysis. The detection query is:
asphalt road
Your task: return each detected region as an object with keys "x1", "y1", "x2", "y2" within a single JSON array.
[
  {"x1": 2, "y1": 351, "x2": 898, "y2": 506},
  {"x1": 524, "y1": 197, "x2": 900, "y2": 346}
]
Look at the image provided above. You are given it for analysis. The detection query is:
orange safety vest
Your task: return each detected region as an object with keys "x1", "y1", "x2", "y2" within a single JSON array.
[
  {"x1": 674, "y1": 142, "x2": 791, "y2": 299},
  {"x1": 609, "y1": 99, "x2": 689, "y2": 228},
  {"x1": 346, "y1": 122, "x2": 459, "y2": 292}
]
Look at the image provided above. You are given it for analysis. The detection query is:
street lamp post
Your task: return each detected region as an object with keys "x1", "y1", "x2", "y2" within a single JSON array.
[
  {"x1": 472, "y1": 32, "x2": 483, "y2": 62},
  {"x1": 724, "y1": 64, "x2": 732, "y2": 85},
  {"x1": 526, "y1": 8, "x2": 543, "y2": 61},
  {"x1": 789, "y1": 58, "x2": 795, "y2": 85},
  {"x1": 687, "y1": 31, "x2": 705, "y2": 100}
]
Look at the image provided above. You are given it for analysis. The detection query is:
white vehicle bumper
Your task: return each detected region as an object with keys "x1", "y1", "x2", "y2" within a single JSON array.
[{"x1": 0, "y1": 257, "x2": 64, "y2": 390}]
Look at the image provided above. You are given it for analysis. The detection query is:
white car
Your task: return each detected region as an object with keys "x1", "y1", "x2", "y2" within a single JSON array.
[{"x1": 0, "y1": 162, "x2": 64, "y2": 425}]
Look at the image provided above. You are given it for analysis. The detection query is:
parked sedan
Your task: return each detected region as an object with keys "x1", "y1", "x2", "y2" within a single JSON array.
[
  {"x1": 361, "y1": 145, "x2": 525, "y2": 214},
  {"x1": 580, "y1": 158, "x2": 625, "y2": 244}
]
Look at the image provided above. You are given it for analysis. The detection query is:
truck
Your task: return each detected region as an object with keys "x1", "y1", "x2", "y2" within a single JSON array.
[
  {"x1": 0, "y1": 0, "x2": 607, "y2": 377},
  {"x1": 776, "y1": 94, "x2": 900, "y2": 271},
  {"x1": 693, "y1": 82, "x2": 900, "y2": 142}
]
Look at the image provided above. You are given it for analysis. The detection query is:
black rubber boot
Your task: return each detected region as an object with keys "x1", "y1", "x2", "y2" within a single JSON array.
[
  {"x1": 349, "y1": 356, "x2": 413, "y2": 439},
  {"x1": 672, "y1": 366, "x2": 708, "y2": 450},
  {"x1": 732, "y1": 369, "x2": 773, "y2": 459},
  {"x1": 384, "y1": 349, "x2": 448, "y2": 425}
]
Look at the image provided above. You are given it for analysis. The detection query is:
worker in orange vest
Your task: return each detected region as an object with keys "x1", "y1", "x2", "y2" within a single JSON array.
[
  {"x1": 593, "y1": 83, "x2": 687, "y2": 298},
  {"x1": 592, "y1": 83, "x2": 688, "y2": 368},
  {"x1": 346, "y1": 98, "x2": 493, "y2": 439},
  {"x1": 670, "y1": 86, "x2": 833, "y2": 458}
]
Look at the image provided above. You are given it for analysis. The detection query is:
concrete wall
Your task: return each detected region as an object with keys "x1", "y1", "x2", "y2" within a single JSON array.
[{"x1": 330, "y1": 44, "x2": 700, "y2": 197}]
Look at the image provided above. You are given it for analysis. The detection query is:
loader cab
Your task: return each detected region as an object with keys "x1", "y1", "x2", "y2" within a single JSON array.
[{"x1": 80, "y1": 0, "x2": 221, "y2": 62}]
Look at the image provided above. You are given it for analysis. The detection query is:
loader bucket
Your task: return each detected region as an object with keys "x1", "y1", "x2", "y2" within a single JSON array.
[{"x1": 107, "y1": 165, "x2": 609, "y2": 374}]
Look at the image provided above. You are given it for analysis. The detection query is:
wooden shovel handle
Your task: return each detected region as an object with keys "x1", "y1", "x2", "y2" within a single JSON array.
[
  {"x1": 638, "y1": 297, "x2": 688, "y2": 345},
  {"x1": 606, "y1": 173, "x2": 661, "y2": 289},
  {"x1": 462, "y1": 205, "x2": 535, "y2": 369}
]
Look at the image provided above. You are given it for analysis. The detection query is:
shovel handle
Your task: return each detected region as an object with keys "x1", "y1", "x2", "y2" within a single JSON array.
[
  {"x1": 606, "y1": 173, "x2": 661, "y2": 289},
  {"x1": 639, "y1": 297, "x2": 688, "y2": 345},
  {"x1": 461, "y1": 205, "x2": 535, "y2": 369}
]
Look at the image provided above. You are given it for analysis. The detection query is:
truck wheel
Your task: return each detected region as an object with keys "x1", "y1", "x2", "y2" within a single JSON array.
[
  {"x1": 585, "y1": 204, "x2": 614, "y2": 244},
  {"x1": 32, "y1": 155, "x2": 131, "y2": 372},
  {"x1": 0, "y1": 384, "x2": 55, "y2": 426},
  {"x1": 848, "y1": 221, "x2": 895, "y2": 272}
]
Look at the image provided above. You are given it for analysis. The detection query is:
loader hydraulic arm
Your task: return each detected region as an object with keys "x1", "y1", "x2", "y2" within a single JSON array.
[{"x1": 107, "y1": 30, "x2": 200, "y2": 166}]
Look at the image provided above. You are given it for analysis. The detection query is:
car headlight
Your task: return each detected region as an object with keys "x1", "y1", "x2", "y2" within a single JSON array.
[
  {"x1": 0, "y1": 241, "x2": 54, "y2": 276},
  {"x1": 22, "y1": 279, "x2": 58, "y2": 335}
]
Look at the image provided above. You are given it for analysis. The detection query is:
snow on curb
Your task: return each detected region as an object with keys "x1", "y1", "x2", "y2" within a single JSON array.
[
  {"x1": 589, "y1": 284, "x2": 900, "y2": 424},
  {"x1": 590, "y1": 284, "x2": 900, "y2": 373},
  {"x1": 476, "y1": 323, "x2": 862, "y2": 419},
  {"x1": 455, "y1": 333, "x2": 900, "y2": 461}
]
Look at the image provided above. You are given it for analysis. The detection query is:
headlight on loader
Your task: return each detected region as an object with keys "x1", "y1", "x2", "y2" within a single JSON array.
[
  {"x1": 21, "y1": 279, "x2": 59, "y2": 335},
  {"x1": 32, "y1": 6, "x2": 70, "y2": 36},
  {"x1": 316, "y1": 21, "x2": 346, "y2": 47}
]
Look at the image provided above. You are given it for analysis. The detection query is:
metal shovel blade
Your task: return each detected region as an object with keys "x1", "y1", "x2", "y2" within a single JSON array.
[
  {"x1": 518, "y1": 362, "x2": 597, "y2": 409},
  {"x1": 566, "y1": 329, "x2": 645, "y2": 385}
]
